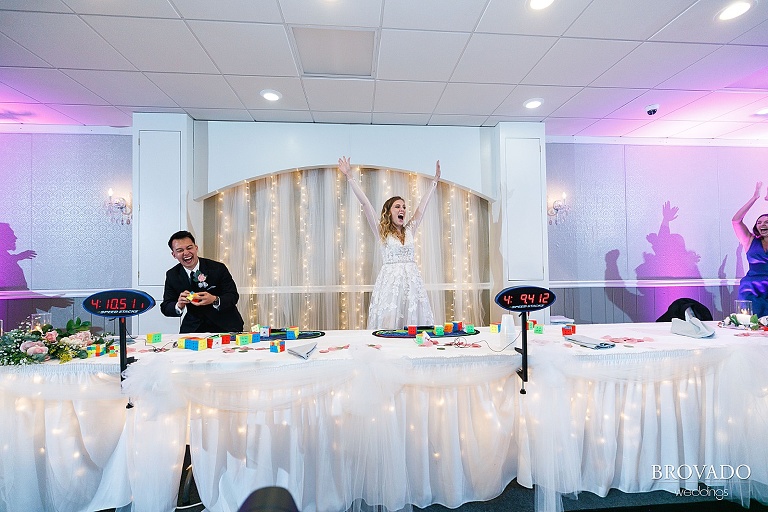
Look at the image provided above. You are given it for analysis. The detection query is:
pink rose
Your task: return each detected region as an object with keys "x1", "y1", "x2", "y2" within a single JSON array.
[
  {"x1": 44, "y1": 331, "x2": 58, "y2": 342},
  {"x1": 27, "y1": 345, "x2": 49, "y2": 356},
  {"x1": 20, "y1": 341, "x2": 48, "y2": 356},
  {"x1": 197, "y1": 273, "x2": 206, "y2": 282}
]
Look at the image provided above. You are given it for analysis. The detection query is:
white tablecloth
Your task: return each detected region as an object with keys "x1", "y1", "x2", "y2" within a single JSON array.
[{"x1": 2, "y1": 324, "x2": 768, "y2": 512}]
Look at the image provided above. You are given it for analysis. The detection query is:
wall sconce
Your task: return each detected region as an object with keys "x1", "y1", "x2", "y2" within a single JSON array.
[
  {"x1": 547, "y1": 192, "x2": 570, "y2": 225},
  {"x1": 106, "y1": 188, "x2": 132, "y2": 225}
]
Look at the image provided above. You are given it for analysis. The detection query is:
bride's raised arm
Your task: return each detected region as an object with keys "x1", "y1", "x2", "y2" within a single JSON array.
[
  {"x1": 408, "y1": 160, "x2": 440, "y2": 231},
  {"x1": 338, "y1": 156, "x2": 378, "y2": 236}
]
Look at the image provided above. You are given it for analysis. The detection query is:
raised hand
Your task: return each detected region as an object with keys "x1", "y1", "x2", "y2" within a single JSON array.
[
  {"x1": 755, "y1": 181, "x2": 763, "y2": 200},
  {"x1": 338, "y1": 156, "x2": 351, "y2": 178},
  {"x1": 434, "y1": 160, "x2": 441, "y2": 181},
  {"x1": 16, "y1": 250, "x2": 37, "y2": 260},
  {"x1": 662, "y1": 201, "x2": 678, "y2": 222}
]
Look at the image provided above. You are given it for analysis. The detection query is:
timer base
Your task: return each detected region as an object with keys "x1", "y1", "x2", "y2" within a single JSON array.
[
  {"x1": 261, "y1": 329, "x2": 325, "y2": 341},
  {"x1": 372, "y1": 329, "x2": 479, "y2": 338}
]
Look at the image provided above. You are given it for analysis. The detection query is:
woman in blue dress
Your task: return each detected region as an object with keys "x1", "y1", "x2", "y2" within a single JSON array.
[{"x1": 732, "y1": 181, "x2": 768, "y2": 317}]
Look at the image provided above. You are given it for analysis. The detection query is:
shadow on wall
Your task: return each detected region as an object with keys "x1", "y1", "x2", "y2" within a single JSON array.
[
  {"x1": 605, "y1": 202, "x2": 738, "y2": 322},
  {"x1": 0, "y1": 222, "x2": 72, "y2": 330}
]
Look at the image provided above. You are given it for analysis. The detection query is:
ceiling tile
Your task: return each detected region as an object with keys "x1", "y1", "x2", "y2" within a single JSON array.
[
  {"x1": 0, "y1": 81, "x2": 35, "y2": 103},
  {"x1": 62, "y1": 0, "x2": 179, "y2": 17},
  {"x1": 661, "y1": 91, "x2": 768, "y2": 121},
  {"x1": 659, "y1": 45, "x2": 768, "y2": 91},
  {"x1": 624, "y1": 119, "x2": 702, "y2": 137},
  {"x1": 278, "y1": 0, "x2": 382, "y2": 27},
  {"x1": 169, "y1": 0, "x2": 283, "y2": 22},
  {"x1": 477, "y1": 0, "x2": 592, "y2": 37},
  {"x1": 249, "y1": 109, "x2": 313, "y2": 123},
  {"x1": 544, "y1": 117, "x2": 598, "y2": 136},
  {"x1": 451, "y1": 34, "x2": 556, "y2": 84},
  {"x1": 184, "y1": 108, "x2": 253, "y2": 122},
  {"x1": 118, "y1": 105, "x2": 186, "y2": 117},
  {"x1": 312, "y1": 111, "x2": 372, "y2": 124},
  {"x1": 718, "y1": 124, "x2": 768, "y2": 140},
  {"x1": 226, "y1": 75, "x2": 308, "y2": 110},
  {"x1": 714, "y1": 99, "x2": 768, "y2": 122},
  {"x1": 292, "y1": 27, "x2": 374, "y2": 76},
  {"x1": 484, "y1": 116, "x2": 546, "y2": 126},
  {"x1": 434, "y1": 82, "x2": 513, "y2": 116},
  {"x1": 63, "y1": 70, "x2": 177, "y2": 107},
  {"x1": 523, "y1": 38, "x2": 639, "y2": 87},
  {"x1": 731, "y1": 19, "x2": 768, "y2": 45},
  {"x1": 302, "y1": 77, "x2": 374, "y2": 112},
  {"x1": 50, "y1": 104, "x2": 132, "y2": 126},
  {"x1": 565, "y1": 0, "x2": 695, "y2": 40},
  {"x1": 145, "y1": 73, "x2": 244, "y2": 109},
  {"x1": 377, "y1": 29, "x2": 470, "y2": 81},
  {"x1": 373, "y1": 81, "x2": 445, "y2": 114},
  {"x1": 552, "y1": 87, "x2": 646, "y2": 118},
  {"x1": 673, "y1": 121, "x2": 752, "y2": 138},
  {"x1": 0, "y1": 32, "x2": 52, "y2": 68},
  {"x1": 591, "y1": 42, "x2": 716, "y2": 88},
  {"x1": 0, "y1": 102, "x2": 79, "y2": 124},
  {"x1": 0, "y1": 0, "x2": 70, "y2": 12},
  {"x1": 83, "y1": 15, "x2": 218, "y2": 73},
  {"x1": 382, "y1": 0, "x2": 487, "y2": 31},
  {"x1": 495, "y1": 84, "x2": 582, "y2": 117},
  {"x1": 651, "y1": 0, "x2": 768, "y2": 44},
  {"x1": 0, "y1": 11, "x2": 135, "y2": 70},
  {"x1": 372, "y1": 112, "x2": 431, "y2": 125},
  {"x1": 606, "y1": 89, "x2": 709, "y2": 119},
  {"x1": 428, "y1": 114, "x2": 489, "y2": 126},
  {"x1": 0, "y1": 67, "x2": 107, "y2": 104},
  {"x1": 189, "y1": 21, "x2": 297, "y2": 76},
  {"x1": 576, "y1": 118, "x2": 652, "y2": 137}
]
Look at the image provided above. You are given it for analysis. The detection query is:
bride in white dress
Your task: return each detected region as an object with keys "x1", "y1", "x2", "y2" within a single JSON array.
[{"x1": 338, "y1": 156, "x2": 440, "y2": 330}]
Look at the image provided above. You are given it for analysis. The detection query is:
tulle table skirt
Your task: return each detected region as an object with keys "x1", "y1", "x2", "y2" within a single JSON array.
[{"x1": 2, "y1": 325, "x2": 768, "y2": 512}]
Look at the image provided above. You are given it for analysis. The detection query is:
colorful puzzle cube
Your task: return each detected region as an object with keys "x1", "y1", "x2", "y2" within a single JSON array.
[
  {"x1": 207, "y1": 336, "x2": 223, "y2": 349},
  {"x1": 533, "y1": 324, "x2": 544, "y2": 334},
  {"x1": 260, "y1": 325, "x2": 271, "y2": 338},
  {"x1": 434, "y1": 325, "x2": 445, "y2": 336},
  {"x1": 465, "y1": 324, "x2": 476, "y2": 334},
  {"x1": 567, "y1": 324, "x2": 576, "y2": 333},
  {"x1": 146, "y1": 332, "x2": 163, "y2": 344},
  {"x1": 443, "y1": 322, "x2": 454, "y2": 334},
  {"x1": 235, "y1": 333, "x2": 252, "y2": 346},
  {"x1": 286, "y1": 326, "x2": 299, "y2": 340},
  {"x1": 415, "y1": 331, "x2": 432, "y2": 345},
  {"x1": 407, "y1": 325, "x2": 417, "y2": 335},
  {"x1": 490, "y1": 322, "x2": 500, "y2": 334},
  {"x1": 270, "y1": 339, "x2": 285, "y2": 353},
  {"x1": 562, "y1": 326, "x2": 573, "y2": 336}
]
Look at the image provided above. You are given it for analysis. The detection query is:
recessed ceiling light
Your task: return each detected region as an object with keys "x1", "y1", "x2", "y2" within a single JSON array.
[
  {"x1": 718, "y1": 1, "x2": 752, "y2": 20},
  {"x1": 260, "y1": 89, "x2": 282, "y2": 102},
  {"x1": 756, "y1": 107, "x2": 768, "y2": 115},
  {"x1": 524, "y1": 98, "x2": 544, "y2": 109},
  {"x1": 529, "y1": 0, "x2": 555, "y2": 9}
]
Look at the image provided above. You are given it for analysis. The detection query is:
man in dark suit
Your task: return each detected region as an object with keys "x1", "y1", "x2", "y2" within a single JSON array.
[{"x1": 160, "y1": 230, "x2": 245, "y2": 334}]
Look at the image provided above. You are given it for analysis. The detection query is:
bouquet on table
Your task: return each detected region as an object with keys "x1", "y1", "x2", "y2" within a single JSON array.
[
  {"x1": 720, "y1": 314, "x2": 768, "y2": 330},
  {"x1": 0, "y1": 317, "x2": 111, "y2": 366}
]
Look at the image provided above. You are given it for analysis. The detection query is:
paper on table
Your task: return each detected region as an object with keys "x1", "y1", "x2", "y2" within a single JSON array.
[{"x1": 287, "y1": 342, "x2": 317, "y2": 360}]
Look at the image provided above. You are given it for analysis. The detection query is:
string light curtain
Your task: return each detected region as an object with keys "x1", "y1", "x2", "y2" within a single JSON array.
[{"x1": 210, "y1": 166, "x2": 490, "y2": 330}]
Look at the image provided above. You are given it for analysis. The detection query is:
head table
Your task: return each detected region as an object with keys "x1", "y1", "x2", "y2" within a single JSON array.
[{"x1": 1, "y1": 323, "x2": 767, "y2": 512}]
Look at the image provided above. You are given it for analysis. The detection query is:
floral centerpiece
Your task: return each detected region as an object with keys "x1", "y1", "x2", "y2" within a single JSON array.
[
  {"x1": 0, "y1": 317, "x2": 111, "y2": 366},
  {"x1": 720, "y1": 313, "x2": 768, "y2": 331}
]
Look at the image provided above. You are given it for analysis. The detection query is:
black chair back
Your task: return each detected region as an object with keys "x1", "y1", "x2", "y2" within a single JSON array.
[
  {"x1": 237, "y1": 487, "x2": 300, "y2": 512},
  {"x1": 656, "y1": 298, "x2": 713, "y2": 322}
]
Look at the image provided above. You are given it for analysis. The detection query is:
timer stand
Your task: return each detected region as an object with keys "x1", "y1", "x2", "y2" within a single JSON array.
[
  {"x1": 494, "y1": 285, "x2": 556, "y2": 394},
  {"x1": 517, "y1": 311, "x2": 529, "y2": 394},
  {"x1": 83, "y1": 289, "x2": 156, "y2": 409}
]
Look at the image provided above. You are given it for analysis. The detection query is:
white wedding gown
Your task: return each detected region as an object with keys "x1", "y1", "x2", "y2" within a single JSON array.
[{"x1": 367, "y1": 225, "x2": 434, "y2": 330}]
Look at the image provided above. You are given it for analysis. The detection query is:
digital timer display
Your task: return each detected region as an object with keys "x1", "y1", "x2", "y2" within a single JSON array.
[
  {"x1": 495, "y1": 286, "x2": 556, "y2": 312},
  {"x1": 83, "y1": 289, "x2": 156, "y2": 317}
]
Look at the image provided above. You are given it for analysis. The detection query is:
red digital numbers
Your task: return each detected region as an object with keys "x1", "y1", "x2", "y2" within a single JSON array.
[
  {"x1": 106, "y1": 297, "x2": 127, "y2": 310},
  {"x1": 90, "y1": 298, "x2": 101, "y2": 309},
  {"x1": 539, "y1": 292, "x2": 550, "y2": 304}
]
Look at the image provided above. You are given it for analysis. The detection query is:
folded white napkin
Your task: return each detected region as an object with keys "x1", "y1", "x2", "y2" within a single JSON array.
[{"x1": 670, "y1": 307, "x2": 715, "y2": 338}]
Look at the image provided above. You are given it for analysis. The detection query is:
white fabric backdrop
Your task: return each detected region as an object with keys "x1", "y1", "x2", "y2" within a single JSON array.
[{"x1": 210, "y1": 167, "x2": 491, "y2": 331}]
